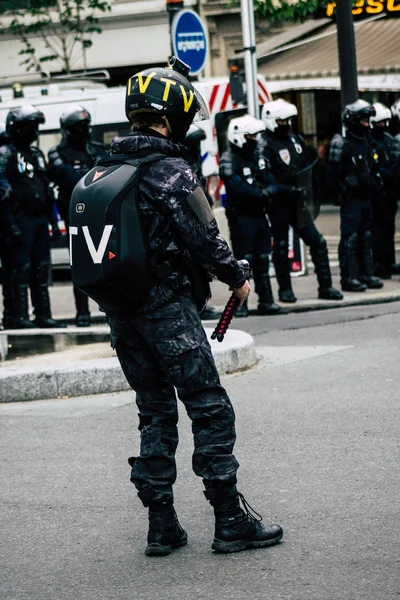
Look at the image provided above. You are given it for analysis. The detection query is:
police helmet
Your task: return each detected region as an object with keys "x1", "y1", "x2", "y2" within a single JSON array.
[
  {"x1": 125, "y1": 56, "x2": 209, "y2": 143},
  {"x1": 261, "y1": 99, "x2": 298, "y2": 132},
  {"x1": 370, "y1": 103, "x2": 391, "y2": 128},
  {"x1": 343, "y1": 99, "x2": 375, "y2": 134},
  {"x1": 227, "y1": 114, "x2": 265, "y2": 148},
  {"x1": 60, "y1": 104, "x2": 91, "y2": 129},
  {"x1": 6, "y1": 105, "x2": 45, "y2": 134}
]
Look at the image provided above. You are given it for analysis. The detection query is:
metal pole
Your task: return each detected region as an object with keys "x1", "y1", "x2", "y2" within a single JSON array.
[
  {"x1": 336, "y1": 0, "x2": 358, "y2": 110},
  {"x1": 166, "y1": 0, "x2": 184, "y2": 56},
  {"x1": 240, "y1": 0, "x2": 258, "y2": 118}
]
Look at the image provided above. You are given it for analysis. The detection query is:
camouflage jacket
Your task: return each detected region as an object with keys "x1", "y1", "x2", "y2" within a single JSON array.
[{"x1": 110, "y1": 130, "x2": 246, "y2": 311}]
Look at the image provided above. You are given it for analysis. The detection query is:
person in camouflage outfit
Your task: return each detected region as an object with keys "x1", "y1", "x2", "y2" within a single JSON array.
[{"x1": 106, "y1": 58, "x2": 283, "y2": 556}]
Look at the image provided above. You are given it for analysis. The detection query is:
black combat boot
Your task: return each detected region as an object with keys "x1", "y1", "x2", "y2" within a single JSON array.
[
  {"x1": 31, "y1": 266, "x2": 66, "y2": 328},
  {"x1": 146, "y1": 500, "x2": 188, "y2": 557},
  {"x1": 254, "y1": 255, "x2": 287, "y2": 315},
  {"x1": 74, "y1": 286, "x2": 91, "y2": 327},
  {"x1": 210, "y1": 491, "x2": 283, "y2": 554},
  {"x1": 9, "y1": 269, "x2": 36, "y2": 329},
  {"x1": 359, "y1": 231, "x2": 383, "y2": 289},
  {"x1": 341, "y1": 233, "x2": 367, "y2": 292},
  {"x1": 273, "y1": 241, "x2": 297, "y2": 303},
  {"x1": 309, "y1": 235, "x2": 343, "y2": 300}
]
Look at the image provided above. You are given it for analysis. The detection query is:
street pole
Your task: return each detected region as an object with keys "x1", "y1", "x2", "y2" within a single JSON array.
[
  {"x1": 336, "y1": 0, "x2": 358, "y2": 110},
  {"x1": 166, "y1": 0, "x2": 184, "y2": 56},
  {"x1": 240, "y1": 0, "x2": 259, "y2": 118}
]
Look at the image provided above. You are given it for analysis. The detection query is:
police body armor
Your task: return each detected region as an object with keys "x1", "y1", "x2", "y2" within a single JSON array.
[
  {"x1": 263, "y1": 133, "x2": 315, "y2": 228},
  {"x1": 331, "y1": 132, "x2": 381, "y2": 201},
  {"x1": 70, "y1": 152, "x2": 165, "y2": 313},
  {"x1": 0, "y1": 144, "x2": 48, "y2": 216}
]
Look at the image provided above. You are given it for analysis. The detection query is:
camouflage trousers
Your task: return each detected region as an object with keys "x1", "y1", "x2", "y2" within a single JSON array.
[{"x1": 109, "y1": 294, "x2": 239, "y2": 507}]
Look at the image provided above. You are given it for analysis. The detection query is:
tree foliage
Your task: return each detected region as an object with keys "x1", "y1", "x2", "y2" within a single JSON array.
[
  {"x1": 252, "y1": 0, "x2": 328, "y2": 21},
  {"x1": 1, "y1": 0, "x2": 111, "y2": 73},
  {"x1": 246, "y1": 0, "x2": 360, "y2": 21}
]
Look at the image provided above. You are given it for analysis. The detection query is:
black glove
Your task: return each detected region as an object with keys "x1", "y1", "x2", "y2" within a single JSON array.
[{"x1": 261, "y1": 185, "x2": 277, "y2": 205}]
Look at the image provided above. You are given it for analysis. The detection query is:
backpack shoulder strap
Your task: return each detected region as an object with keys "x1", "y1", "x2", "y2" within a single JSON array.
[{"x1": 97, "y1": 151, "x2": 167, "y2": 169}]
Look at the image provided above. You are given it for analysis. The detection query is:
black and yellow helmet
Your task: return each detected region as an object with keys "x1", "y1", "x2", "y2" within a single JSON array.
[{"x1": 125, "y1": 56, "x2": 209, "y2": 143}]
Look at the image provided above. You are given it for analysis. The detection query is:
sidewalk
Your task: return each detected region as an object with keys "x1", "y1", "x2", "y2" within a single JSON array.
[{"x1": 0, "y1": 328, "x2": 257, "y2": 402}]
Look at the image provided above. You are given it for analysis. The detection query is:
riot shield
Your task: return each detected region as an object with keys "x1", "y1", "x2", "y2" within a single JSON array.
[{"x1": 295, "y1": 158, "x2": 319, "y2": 228}]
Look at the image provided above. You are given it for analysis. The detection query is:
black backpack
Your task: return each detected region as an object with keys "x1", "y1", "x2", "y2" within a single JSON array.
[{"x1": 69, "y1": 152, "x2": 165, "y2": 313}]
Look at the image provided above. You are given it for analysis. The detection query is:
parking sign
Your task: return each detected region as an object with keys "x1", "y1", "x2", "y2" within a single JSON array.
[{"x1": 172, "y1": 9, "x2": 208, "y2": 76}]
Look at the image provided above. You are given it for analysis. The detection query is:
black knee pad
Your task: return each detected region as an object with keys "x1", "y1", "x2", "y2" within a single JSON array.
[
  {"x1": 274, "y1": 240, "x2": 288, "y2": 259},
  {"x1": 257, "y1": 253, "x2": 270, "y2": 268}
]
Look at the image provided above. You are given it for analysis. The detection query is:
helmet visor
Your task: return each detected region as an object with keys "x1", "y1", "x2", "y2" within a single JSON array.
[{"x1": 193, "y1": 88, "x2": 210, "y2": 122}]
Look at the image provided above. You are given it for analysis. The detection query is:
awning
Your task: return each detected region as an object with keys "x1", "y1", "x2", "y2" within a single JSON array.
[
  {"x1": 235, "y1": 18, "x2": 332, "y2": 60},
  {"x1": 257, "y1": 15, "x2": 400, "y2": 82}
]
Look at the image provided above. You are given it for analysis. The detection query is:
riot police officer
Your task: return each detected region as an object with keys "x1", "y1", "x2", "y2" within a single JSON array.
[
  {"x1": 48, "y1": 105, "x2": 105, "y2": 326},
  {"x1": 327, "y1": 100, "x2": 383, "y2": 292},
  {"x1": 261, "y1": 99, "x2": 342, "y2": 303},
  {"x1": 80, "y1": 58, "x2": 283, "y2": 555},
  {"x1": 0, "y1": 106, "x2": 64, "y2": 329},
  {"x1": 370, "y1": 103, "x2": 400, "y2": 278},
  {"x1": 219, "y1": 114, "x2": 283, "y2": 317}
]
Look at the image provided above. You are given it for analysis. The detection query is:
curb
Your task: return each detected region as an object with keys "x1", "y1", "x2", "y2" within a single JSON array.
[
  {"x1": 0, "y1": 329, "x2": 257, "y2": 403},
  {"x1": 273, "y1": 290, "x2": 400, "y2": 314}
]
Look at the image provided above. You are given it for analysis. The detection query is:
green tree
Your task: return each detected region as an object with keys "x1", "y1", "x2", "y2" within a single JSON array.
[
  {"x1": 233, "y1": 0, "x2": 343, "y2": 21},
  {"x1": 1, "y1": 0, "x2": 111, "y2": 74}
]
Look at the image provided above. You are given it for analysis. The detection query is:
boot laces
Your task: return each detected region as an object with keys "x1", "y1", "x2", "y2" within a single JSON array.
[{"x1": 238, "y1": 492, "x2": 263, "y2": 523}]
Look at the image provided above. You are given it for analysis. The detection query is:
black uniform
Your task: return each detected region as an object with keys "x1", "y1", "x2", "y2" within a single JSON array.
[
  {"x1": 369, "y1": 129, "x2": 400, "y2": 277},
  {"x1": 262, "y1": 131, "x2": 341, "y2": 302},
  {"x1": 219, "y1": 142, "x2": 281, "y2": 315},
  {"x1": 94, "y1": 59, "x2": 283, "y2": 556},
  {"x1": 0, "y1": 142, "x2": 60, "y2": 327},
  {"x1": 48, "y1": 139, "x2": 105, "y2": 323},
  {"x1": 327, "y1": 130, "x2": 383, "y2": 290},
  {"x1": 108, "y1": 130, "x2": 246, "y2": 507}
]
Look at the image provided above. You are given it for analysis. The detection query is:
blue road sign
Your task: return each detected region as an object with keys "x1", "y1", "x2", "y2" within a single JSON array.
[{"x1": 172, "y1": 9, "x2": 207, "y2": 76}]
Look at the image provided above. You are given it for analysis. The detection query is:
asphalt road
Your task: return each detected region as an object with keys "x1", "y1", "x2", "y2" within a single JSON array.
[{"x1": 1, "y1": 304, "x2": 400, "y2": 600}]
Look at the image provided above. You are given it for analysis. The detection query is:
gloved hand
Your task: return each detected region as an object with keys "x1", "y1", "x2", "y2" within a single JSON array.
[{"x1": 261, "y1": 186, "x2": 277, "y2": 205}]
